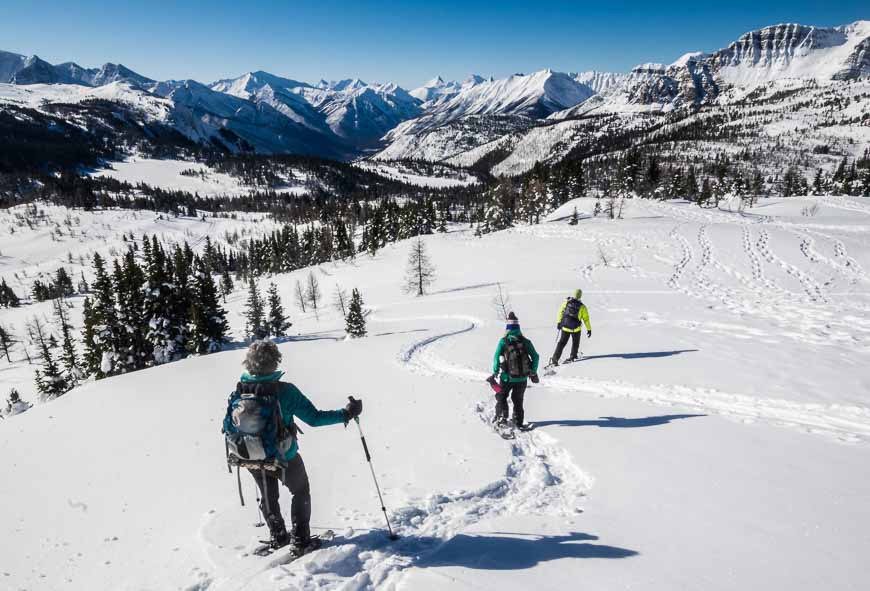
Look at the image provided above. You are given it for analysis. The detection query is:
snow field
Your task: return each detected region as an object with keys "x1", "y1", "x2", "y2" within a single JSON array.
[
  {"x1": 2, "y1": 195, "x2": 870, "y2": 589},
  {"x1": 89, "y1": 158, "x2": 311, "y2": 197}
]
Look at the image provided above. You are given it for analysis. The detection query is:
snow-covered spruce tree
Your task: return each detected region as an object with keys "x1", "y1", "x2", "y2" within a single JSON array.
[
  {"x1": 404, "y1": 238, "x2": 436, "y2": 296},
  {"x1": 345, "y1": 288, "x2": 367, "y2": 338},
  {"x1": 90, "y1": 253, "x2": 121, "y2": 377},
  {"x1": 115, "y1": 248, "x2": 150, "y2": 371},
  {"x1": 189, "y1": 258, "x2": 230, "y2": 354},
  {"x1": 53, "y1": 298, "x2": 80, "y2": 386},
  {"x1": 80, "y1": 297, "x2": 99, "y2": 376},
  {"x1": 244, "y1": 278, "x2": 266, "y2": 340},
  {"x1": 169, "y1": 244, "x2": 193, "y2": 356},
  {"x1": 519, "y1": 176, "x2": 547, "y2": 224},
  {"x1": 483, "y1": 180, "x2": 515, "y2": 233},
  {"x1": 4, "y1": 388, "x2": 31, "y2": 417},
  {"x1": 305, "y1": 271, "x2": 322, "y2": 320},
  {"x1": 33, "y1": 320, "x2": 68, "y2": 400},
  {"x1": 266, "y1": 282, "x2": 291, "y2": 338},
  {"x1": 144, "y1": 237, "x2": 183, "y2": 365}
]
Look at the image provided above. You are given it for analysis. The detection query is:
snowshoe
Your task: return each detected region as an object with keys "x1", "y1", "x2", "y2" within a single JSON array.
[
  {"x1": 252, "y1": 529, "x2": 334, "y2": 558},
  {"x1": 490, "y1": 417, "x2": 515, "y2": 439},
  {"x1": 516, "y1": 423, "x2": 536, "y2": 432}
]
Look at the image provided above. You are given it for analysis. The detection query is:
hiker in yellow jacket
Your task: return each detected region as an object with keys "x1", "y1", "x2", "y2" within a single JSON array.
[{"x1": 550, "y1": 289, "x2": 592, "y2": 365}]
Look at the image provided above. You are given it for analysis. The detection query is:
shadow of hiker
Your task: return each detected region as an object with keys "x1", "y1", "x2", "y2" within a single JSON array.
[
  {"x1": 535, "y1": 414, "x2": 705, "y2": 429},
  {"x1": 580, "y1": 349, "x2": 698, "y2": 361},
  {"x1": 420, "y1": 531, "x2": 638, "y2": 569}
]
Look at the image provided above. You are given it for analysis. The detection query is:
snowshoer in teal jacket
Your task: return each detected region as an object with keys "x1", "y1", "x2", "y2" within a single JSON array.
[
  {"x1": 227, "y1": 340, "x2": 362, "y2": 553},
  {"x1": 237, "y1": 370, "x2": 346, "y2": 462},
  {"x1": 491, "y1": 312, "x2": 539, "y2": 427}
]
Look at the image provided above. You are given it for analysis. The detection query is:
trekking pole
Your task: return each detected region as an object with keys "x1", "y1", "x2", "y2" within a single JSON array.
[{"x1": 353, "y1": 416, "x2": 399, "y2": 541}]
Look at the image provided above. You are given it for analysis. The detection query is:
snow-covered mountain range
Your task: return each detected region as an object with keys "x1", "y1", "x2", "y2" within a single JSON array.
[{"x1": 1, "y1": 19, "x2": 868, "y2": 166}]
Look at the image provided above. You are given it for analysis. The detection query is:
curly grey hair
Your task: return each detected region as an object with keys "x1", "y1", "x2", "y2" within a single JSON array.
[{"x1": 243, "y1": 339, "x2": 282, "y2": 376}]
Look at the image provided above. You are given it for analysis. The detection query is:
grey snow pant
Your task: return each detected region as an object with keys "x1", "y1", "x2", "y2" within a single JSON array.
[{"x1": 248, "y1": 453, "x2": 311, "y2": 539}]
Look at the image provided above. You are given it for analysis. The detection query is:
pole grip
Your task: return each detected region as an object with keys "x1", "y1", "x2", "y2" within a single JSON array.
[{"x1": 360, "y1": 435, "x2": 372, "y2": 462}]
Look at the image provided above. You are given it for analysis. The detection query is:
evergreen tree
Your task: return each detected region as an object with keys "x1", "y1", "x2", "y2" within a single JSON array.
[
  {"x1": 33, "y1": 318, "x2": 68, "y2": 400},
  {"x1": 0, "y1": 278, "x2": 20, "y2": 308},
  {"x1": 219, "y1": 268, "x2": 234, "y2": 301},
  {"x1": 483, "y1": 180, "x2": 515, "y2": 232},
  {"x1": 90, "y1": 253, "x2": 120, "y2": 377},
  {"x1": 189, "y1": 259, "x2": 230, "y2": 353},
  {"x1": 812, "y1": 169, "x2": 825, "y2": 196},
  {"x1": 569, "y1": 207, "x2": 579, "y2": 226},
  {"x1": 54, "y1": 267, "x2": 74, "y2": 297},
  {"x1": 266, "y1": 282, "x2": 292, "y2": 338},
  {"x1": 345, "y1": 288, "x2": 367, "y2": 338},
  {"x1": 0, "y1": 323, "x2": 16, "y2": 362},
  {"x1": 53, "y1": 298, "x2": 80, "y2": 385},
  {"x1": 404, "y1": 238, "x2": 436, "y2": 296},
  {"x1": 116, "y1": 248, "x2": 150, "y2": 371},
  {"x1": 144, "y1": 237, "x2": 182, "y2": 365},
  {"x1": 244, "y1": 278, "x2": 266, "y2": 339}
]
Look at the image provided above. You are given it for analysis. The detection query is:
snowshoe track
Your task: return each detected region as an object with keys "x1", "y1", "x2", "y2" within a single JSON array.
[{"x1": 208, "y1": 317, "x2": 591, "y2": 590}]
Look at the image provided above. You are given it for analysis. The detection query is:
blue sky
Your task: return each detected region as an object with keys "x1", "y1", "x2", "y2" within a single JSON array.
[{"x1": 2, "y1": 1, "x2": 867, "y2": 88}]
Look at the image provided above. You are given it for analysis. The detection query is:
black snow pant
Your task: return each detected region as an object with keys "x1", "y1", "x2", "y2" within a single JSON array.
[
  {"x1": 552, "y1": 330, "x2": 581, "y2": 362},
  {"x1": 496, "y1": 380, "x2": 527, "y2": 426},
  {"x1": 248, "y1": 453, "x2": 311, "y2": 539}
]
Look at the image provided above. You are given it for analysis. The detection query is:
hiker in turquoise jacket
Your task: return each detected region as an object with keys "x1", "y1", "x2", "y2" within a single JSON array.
[
  {"x1": 232, "y1": 340, "x2": 362, "y2": 552},
  {"x1": 491, "y1": 312, "x2": 540, "y2": 427}
]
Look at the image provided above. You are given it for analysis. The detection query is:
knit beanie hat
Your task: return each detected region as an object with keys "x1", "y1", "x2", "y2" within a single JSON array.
[{"x1": 505, "y1": 311, "x2": 520, "y2": 330}]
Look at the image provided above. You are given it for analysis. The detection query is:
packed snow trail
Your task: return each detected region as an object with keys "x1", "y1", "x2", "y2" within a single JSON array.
[
  {"x1": 389, "y1": 316, "x2": 870, "y2": 446},
  {"x1": 205, "y1": 315, "x2": 593, "y2": 590}
]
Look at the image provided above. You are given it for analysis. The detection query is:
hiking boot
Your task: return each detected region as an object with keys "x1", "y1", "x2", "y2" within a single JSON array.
[
  {"x1": 292, "y1": 525, "x2": 311, "y2": 552},
  {"x1": 269, "y1": 530, "x2": 291, "y2": 550},
  {"x1": 566, "y1": 356, "x2": 578, "y2": 363},
  {"x1": 550, "y1": 357, "x2": 559, "y2": 366}
]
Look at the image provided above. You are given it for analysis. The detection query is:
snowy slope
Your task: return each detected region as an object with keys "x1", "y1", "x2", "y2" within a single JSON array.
[{"x1": 2, "y1": 196, "x2": 870, "y2": 590}]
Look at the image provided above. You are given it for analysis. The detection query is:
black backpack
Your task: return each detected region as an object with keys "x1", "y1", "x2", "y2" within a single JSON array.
[
  {"x1": 561, "y1": 298, "x2": 582, "y2": 330},
  {"x1": 502, "y1": 337, "x2": 532, "y2": 378}
]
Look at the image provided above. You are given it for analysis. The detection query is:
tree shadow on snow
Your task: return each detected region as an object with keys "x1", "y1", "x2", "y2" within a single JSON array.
[
  {"x1": 429, "y1": 282, "x2": 501, "y2": 295},
  {"x1": 419, "y1": 531, "x2": 638, "y2": 569},
  {"x1": 580, "y1": 349, "x2": 698, "y2": 361},
  {"x1": 372, "y1": 328, "x2": 429, "y2": 337},
  {"x1": 534, "y1": 414, "x2": 705, "y2": 429}
]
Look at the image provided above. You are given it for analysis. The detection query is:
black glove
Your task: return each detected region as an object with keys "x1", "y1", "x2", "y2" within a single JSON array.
[
  {"x1": 587, "y1": 330, "x2": 592, "y2": 338},
  {"x1": 556, "y1": 323, "x2": 562, "y2": 331},
  {"x1": 530, "y1": 373, "x2": 539, "y2": 384},
  {"x1": 344, "y1": 396, "x2": 362, "y2": 425}
]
